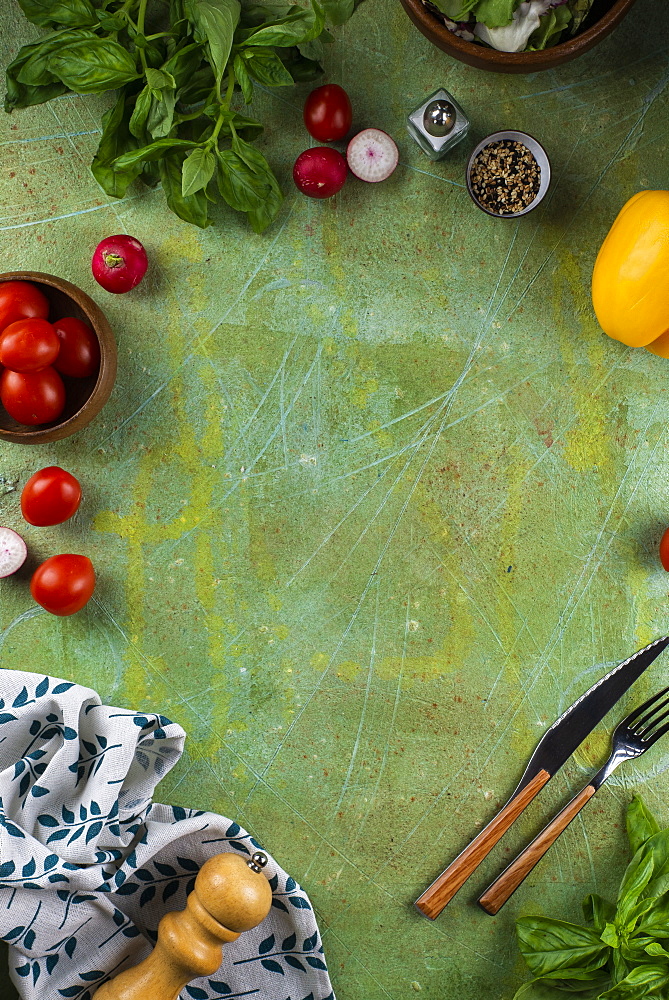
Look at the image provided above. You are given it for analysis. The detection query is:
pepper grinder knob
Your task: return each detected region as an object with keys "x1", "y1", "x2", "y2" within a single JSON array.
[{"x1": 93, "y1": 852, "x2": 272, "y2": 1000}]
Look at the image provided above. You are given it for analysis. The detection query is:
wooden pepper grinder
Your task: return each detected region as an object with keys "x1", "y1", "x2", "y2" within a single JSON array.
[{"x1": 94, "y1": 851, "x2": 272, "y2": 1000}]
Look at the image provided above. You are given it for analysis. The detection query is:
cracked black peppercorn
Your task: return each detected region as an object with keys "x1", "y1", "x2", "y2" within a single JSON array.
[{"x1": 470, "y1": 139, "x2": 541, "y2": 215}]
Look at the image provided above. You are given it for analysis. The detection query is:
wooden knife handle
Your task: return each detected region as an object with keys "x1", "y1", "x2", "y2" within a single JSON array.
[
  {"x1": 478, "y1": 783, "x2": 597, "y2": 915},
  {"x1": 414, "y1": 768, "x2": 550, "y2": 920}
]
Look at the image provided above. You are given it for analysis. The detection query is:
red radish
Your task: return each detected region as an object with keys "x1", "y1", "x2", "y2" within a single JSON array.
[
  {"x1": 346, "y1": 128, "x2": 399, "y2": 183},
  {"x1": 293, "y1": 147, "x2": 347, "y2": 199},
  {"x1": 92, "y1": 235, "x2": 148, "y2": 293},
  {"x1": 0, "y1": 527, "x2": 27, "y2": 577}
]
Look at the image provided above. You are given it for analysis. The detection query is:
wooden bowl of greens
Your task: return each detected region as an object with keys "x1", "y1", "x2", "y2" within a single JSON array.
[{"x1": 399, "y1": 0, "x2": 638, "y2": 72}]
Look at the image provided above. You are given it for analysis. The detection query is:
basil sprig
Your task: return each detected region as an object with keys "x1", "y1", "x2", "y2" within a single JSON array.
[
  {"x1": 515, "y1": 796, "x2": 669, "y2": 999},
  {"x1": 5, "y1": 0, "x2": 360, "y2": 231}
]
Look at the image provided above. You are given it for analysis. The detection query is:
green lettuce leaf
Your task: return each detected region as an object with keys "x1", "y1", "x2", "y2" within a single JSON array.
[{"x1": 527, "y1": 5, "x2": 572, "y2": 49}]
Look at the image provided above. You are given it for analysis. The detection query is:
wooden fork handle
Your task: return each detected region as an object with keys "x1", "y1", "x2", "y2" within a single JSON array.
[
  {"x1": 414, "y1": 768, "x2": 550, "y2": 920},
  {"x1": 478, "y1": 783, "x2": 597, "y2": 915}
]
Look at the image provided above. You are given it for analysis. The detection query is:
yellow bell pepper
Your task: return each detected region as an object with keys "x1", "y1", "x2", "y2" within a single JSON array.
[{"x1": 592, "y1": 190, "x2": 669, "y2": 351}]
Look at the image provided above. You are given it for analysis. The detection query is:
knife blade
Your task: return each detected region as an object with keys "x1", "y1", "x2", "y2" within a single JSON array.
[{"x1": 414, "y1": 635, "x2": 669, "y2": 920}]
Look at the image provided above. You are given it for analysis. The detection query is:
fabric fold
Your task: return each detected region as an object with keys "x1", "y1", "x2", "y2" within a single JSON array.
[{"x1": 0, "y1": 670, "x2": 334, "y2": 1000}]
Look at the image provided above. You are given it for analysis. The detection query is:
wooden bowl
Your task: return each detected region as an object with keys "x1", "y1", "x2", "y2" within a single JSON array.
[
  {"x1": 398, "y1": 0, "x2": 639, "y2": 73},
  {"x1": 0, "y1": 272, "x2": 116, "y2": 444}
]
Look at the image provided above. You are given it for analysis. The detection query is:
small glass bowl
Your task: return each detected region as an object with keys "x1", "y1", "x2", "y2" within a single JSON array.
[{"x1": 466, "y1": 130, "x2": 551, "y2": 219}]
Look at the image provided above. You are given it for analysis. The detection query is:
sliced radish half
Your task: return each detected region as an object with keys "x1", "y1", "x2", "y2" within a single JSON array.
[
  {"x1": 0, "y1": 527, "x2": 27, "y2": 577},
  {"x1": 346, "y1": 128, "x2": 399, "y2": 183}
]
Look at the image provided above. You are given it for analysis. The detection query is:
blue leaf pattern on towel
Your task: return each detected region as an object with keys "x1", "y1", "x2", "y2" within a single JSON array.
[{"x1": 0, "y1": 672, "x2": 334, "y2": 1000}]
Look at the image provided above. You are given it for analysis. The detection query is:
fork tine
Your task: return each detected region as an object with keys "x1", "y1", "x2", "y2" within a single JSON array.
[
  {"x1": 635, "y1": 693, "x2": 669, "y2": 733},
  {"x1": 641, "y1": 707, "x2": 669, "y2": 740},
  {"x1": 620, "y1": 686, "x2": 669, "y2": 730},
  {"x1": 643, "y1": 721, "x2": 669, "y2": 747}
]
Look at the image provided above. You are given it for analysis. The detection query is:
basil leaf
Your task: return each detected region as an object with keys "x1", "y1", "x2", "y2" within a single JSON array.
[
  {"x1": 233, "y1": 53, "x2": 254, "y2": 103},
  {"x1": 517, "y1": 917, "x2": 609, "y2": 977},
  {"x1": 598, "y1": 964, "x2": 669, "y2": 999},
  {"x1": 321, "y1": 0, "x2": 354, "y2": 24},
  {"x1": 159, "y1": 152, "x2": 211, "y2": 227},
  {"x1": 627, "y1": 797, "x2": 661, "y2": 858},
  {"x1": 5, "y1": 36, "x2": 68, "y2": 110},
  {"x1": 18, "y1": 0, "x2": 97, "y2": 28},
  {"x1": 96, "y1": 11, "x2": 126, "y2": 30},
  {"x1": 16, "y1": 29, "x2": 91, "y2": 87},
  {"x1": 48, "y1": 37, "x2": 140, "y2": 93},
  {"x1": 243, "y1": 49, "x2": 294, "y2": 86},
  {"x1": 129, "y1": 85, "x2": 153, "y2": 140},
  {"x1": 91, "y1": 91, "x2": 143, "y2": 198},
  {"x1": 645, "y1": 941, "x2": 669, "y2": 959},
  {"x1": 147, "y1": 88, "x2": 177, "y2": 139},
  {"x1": 163, "y1": 43, "x2": 203, "y2": 88},
  {"x1": 182, "y1": 146, "x2": 216, "y2": 196},
  {"x1": 242, "y1": 1, "x2": 325, "y2": 47},
  {"x1": 618, "y1": 854, "x2": 655, "y2": 926},
  {"x1": 279, "y1": 47, "x2": 322, "y2": 82},
  {"x1": 602, "y1": 922, "x2": 620, "y2": 948},
  {"x1": 113, "y1": 137, "x2": 199, "y2": 169},
  {"x1": 582, "y1": 893, "x2": 616, "y2": 933},
  {"x1": 185, "y1": 0, "x2": 241, "y2": 88},
  {"x1": 146, "y1": 68, "x2": 176, "y2": 92},
  {"x1": 216, "y1": 149, "x2": 266, "y2": 212},
  {"x1": 229, "y1": 111, "x2": 263, "y2": 139},
  {"x1": 637, "y1": 890, "x2": 669, "y2": 938},
  {"x1": 619, "y1": 895, "x2": 657, "y2": 933},
  {"x1": 240, "y1": 1, "x2": 293, "y2": 26}
]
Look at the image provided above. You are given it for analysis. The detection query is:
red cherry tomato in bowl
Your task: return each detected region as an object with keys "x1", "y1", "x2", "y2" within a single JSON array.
[
  {"x1": 0, "y1": 280, "x2": 49, "y2": 333},
  {"x1": 21, "y1": 466, "x2": 82, "y2": 526},
  {"x1": 31, "y1": 554, "x2": 95, "y2": 616},
  {"x1": 52, "y1": 317, "x2": 100, "y2": 378},
  {"x1": 0, "y1": 318, "x2": 60, "y2": 372},
  {"x1": 304, "y1": 84, "x2": 353, "y2": 142},
  {"x1": 0, "y1": 367, "x2": 65, "y2": 426}
]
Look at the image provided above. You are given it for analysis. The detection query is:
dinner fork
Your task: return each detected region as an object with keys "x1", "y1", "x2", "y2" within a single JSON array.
[{"x1": 478, "y1": 685, "x2": 669, "y2": 915}]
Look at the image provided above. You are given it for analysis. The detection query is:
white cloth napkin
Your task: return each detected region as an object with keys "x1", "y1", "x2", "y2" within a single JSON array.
[{"x1": 0, "y1": 670, "x2": 334, "y2": 1000}]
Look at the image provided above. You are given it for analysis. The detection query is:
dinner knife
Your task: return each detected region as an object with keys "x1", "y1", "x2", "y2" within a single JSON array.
[{"x1": 414, "y1": 636, "x2": 669, "y2": 920}]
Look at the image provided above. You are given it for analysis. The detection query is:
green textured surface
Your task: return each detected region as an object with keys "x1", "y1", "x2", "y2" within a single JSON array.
[{"x1": 2, "y1": 1, "x2": 669, "y2": 997}]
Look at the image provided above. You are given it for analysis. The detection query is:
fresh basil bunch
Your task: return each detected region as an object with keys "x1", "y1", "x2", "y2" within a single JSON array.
[
  {"x1": 515, "y1": 796, "x2": 669, "y2": 999},
  {"x1": 5, "y1": 0, "x2": 358, "y2": 230}
]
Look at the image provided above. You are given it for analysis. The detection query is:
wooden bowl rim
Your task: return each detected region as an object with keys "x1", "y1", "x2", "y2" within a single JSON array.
[
  {"x1": 399, "y1": 0, "x2": 639, "y2": 69},
  {"x1": 0, "y1": 271, "x2": 117, "y2": 444}
]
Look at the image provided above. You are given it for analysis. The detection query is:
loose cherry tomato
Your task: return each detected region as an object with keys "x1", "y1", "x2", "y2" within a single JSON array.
[
  {"x1": 0, "y1": 318, "x2": 60, "y2": 372},
  {"x1": 31, "y1": 554, "x2": 95, "y2": 616},
  {"x1": 52, "y1": 317, "x2": 100, "y2": 378},
  {"x1": 0, "y1": 367, "x2": 65, "y2": 426},
  {"x1": 304, "y1": 84, "x2": 353, "y2": 143},
  {"x1": 0, "y1": 280, "x2": 49, "y2": 333},
  {"x1": 21, "y1": 467, "x2": 82, "y2": 526},
  {"x1": 660, "y1": 528, "x2": 669, "y2": 571}
]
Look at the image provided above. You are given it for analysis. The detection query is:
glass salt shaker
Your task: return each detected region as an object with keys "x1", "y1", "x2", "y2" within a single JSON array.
[{"x1": 407, "y1": 88, "x2": 470, "y2": 161}]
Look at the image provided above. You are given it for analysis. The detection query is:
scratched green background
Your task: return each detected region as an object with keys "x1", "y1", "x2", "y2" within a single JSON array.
[{"x1": 2, "y1": 0, "x2": 669, "y2": 997}]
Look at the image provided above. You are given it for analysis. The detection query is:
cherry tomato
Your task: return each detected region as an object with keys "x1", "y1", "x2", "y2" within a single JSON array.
[
  {"x1": 0, "y1": 367, "x2": 65, "y2": 426},
  {"x1": 0, "y1": 280, "x2": 49, "y2": 333},
  {"x1": 660, "y1": 528, "x2": 669, "y2": 571},
  {"x1": 31, "y1": 554, "x2": 95, "y2": 616},
  {"x1": 52, "y1": 317, "x2": 100, "y2": 378},
  {"x1": 0, "y1": 318, "x2": 60, "y2": 372},
  {"x1": 304, "y1": 84, "x2": 353, "y2": 142},
  {"x1": 21, "y1": 467, "x2": 82, "y2": 527}
]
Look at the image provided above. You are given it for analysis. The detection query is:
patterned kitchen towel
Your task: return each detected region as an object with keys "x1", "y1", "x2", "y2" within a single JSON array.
[{"x1": 0, "y1": 670, "x2": 334, "y2": 1000}]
